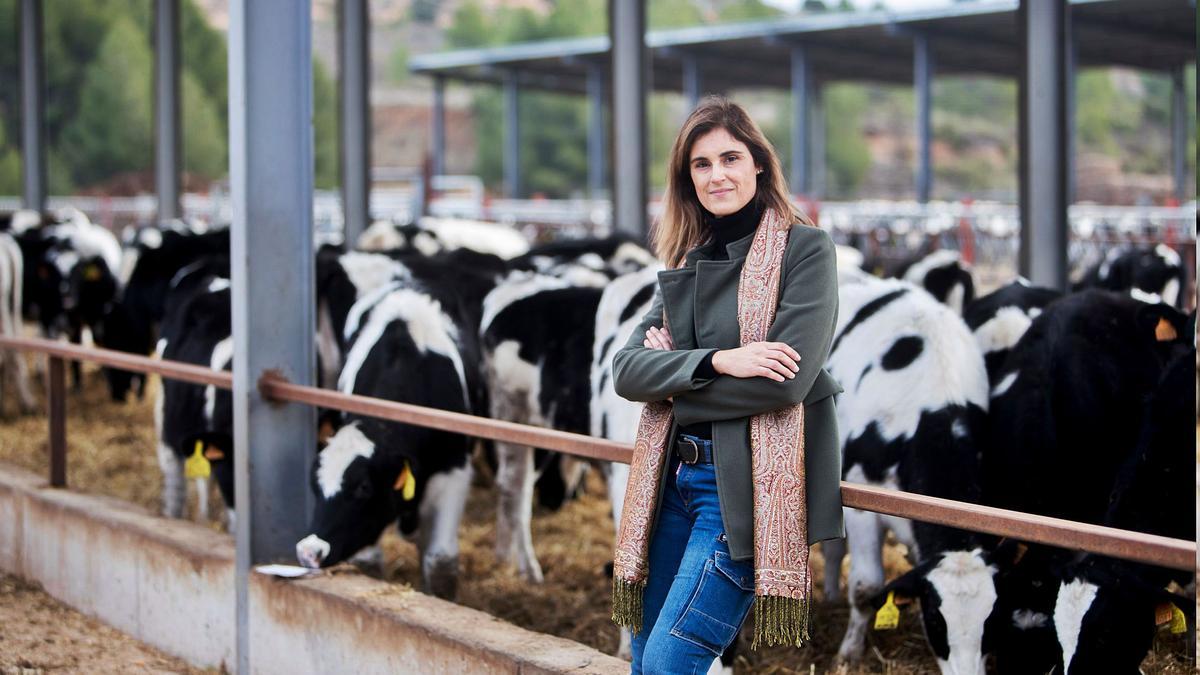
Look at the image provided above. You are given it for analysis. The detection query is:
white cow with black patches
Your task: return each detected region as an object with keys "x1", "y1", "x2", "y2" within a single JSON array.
[
  {"x1": 297, "y1": 284, "x2": 476, "y2": 599},
  {"x1": 822, "y1": 275, "x2": 992, "y2": 674},
  {"x1": 1074, "y1": 244, "x2": 1187, "y2": 309},
  {"x1": 899, "y1": 249, "x2": 976, "y2": 315}
]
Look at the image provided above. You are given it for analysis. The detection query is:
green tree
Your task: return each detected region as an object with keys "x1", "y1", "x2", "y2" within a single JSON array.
[
  {"x1": 314, "y1": 59, "x2": 338, "y2": 189},
  {"x1": 180, "y1": 70, "x2": 225, "y2": 180},
  {"x1": 718, "y1": 0, "x2": 784, "y2": 22},
  {"x1": 823, "y1": 85, "x2": 870, "y2": 196},
  {"x1": 59, "y1": 17, "x2": 154, "y2": 186},
  {"x1": 387, "y1": 44, "x2": 410, "y2": 84},
  {"x1": 0, "y1": 122, "x2": 21, "y2": 195}
]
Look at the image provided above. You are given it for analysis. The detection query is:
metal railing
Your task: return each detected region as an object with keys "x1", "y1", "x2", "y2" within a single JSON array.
[{"x1": 0, "y1": 335, "x2": 1193, "y2": 573}]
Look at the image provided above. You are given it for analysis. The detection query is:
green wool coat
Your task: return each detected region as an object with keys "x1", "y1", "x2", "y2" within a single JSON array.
[{"x1": 612, "y1": 222, "x2": 845, "y2": 562}]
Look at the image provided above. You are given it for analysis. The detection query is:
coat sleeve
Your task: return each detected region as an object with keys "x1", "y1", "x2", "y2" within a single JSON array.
[
  {"x1": 670, "y1": 228, "x2": 839, "y2": 426},
  {"x1": 611, "y1": 285, "x2": 720, "y2": 403}
]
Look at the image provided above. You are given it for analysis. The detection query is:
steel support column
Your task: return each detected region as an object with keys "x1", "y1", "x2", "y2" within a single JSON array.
[
  {"x1": 914, "y1": 33, "x2": 933, "y2": 203},
  {"x1": 812, "y1": 84, "x2": 826, "y2": 199},
  {"x1": 1066, "y1": 27, "x2": 1078, "y2": 203},
  {"x1": 682, "y1": 55, "x2": 702, "y2": 110},
  {"x1": 431, "y1": 75, "x2": 446, "y2": 178},
  {"x1": 338, "y1": 0, "x2": 371, "y2": 245},
  {"x1": 503, "y1": 71, "x2": 521, "y2": 199},
  {"x1": 1017, "y1": 0, "x2": 1070, "y2": 290},
  {"x1": 1171, "y1": 64, "x2": 1187, "y2": 203},
  {"x1": 587, "y1": 64, "x2": 607, "y2": 199},
  {"x1": 611, "y1": 0, "x2": 648, "y2": 237},
  {"x1": 790, "y1": 45, "x2": 811, "y2": 196},
  {"x1": 227, "y1": 1, "x2": 316, "y2": 672},
  {"x1": 154, "y1": 0, "x2": 182, "y2": 222},
  {"x1": 19, "y1": 0, "x2": 45, "y2": 212}
]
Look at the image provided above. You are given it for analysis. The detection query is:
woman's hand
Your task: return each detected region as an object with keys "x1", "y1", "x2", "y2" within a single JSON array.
[
  {"x1": 712, "y1": 342, "x2": 800, "y2": 382},
  {"x1": 643, "y1": 326, "x2": 675, "y2": 351}
]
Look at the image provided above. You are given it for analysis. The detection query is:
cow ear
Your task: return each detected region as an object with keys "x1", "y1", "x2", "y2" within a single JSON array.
[
  {"x1": 317, "y1": 409, "x2": 343, "y2": 447},
  {"x1": 986, "y1": 539, "x2": 1030, "y2": 571},
  {"x1": 871, "y1": 565, "x2": 928, "y2": 610}
]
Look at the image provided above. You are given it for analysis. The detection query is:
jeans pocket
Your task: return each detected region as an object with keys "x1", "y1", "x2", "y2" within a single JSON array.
[{"x1": 669, "y1": 552, "x2": 756, "y2": 656}]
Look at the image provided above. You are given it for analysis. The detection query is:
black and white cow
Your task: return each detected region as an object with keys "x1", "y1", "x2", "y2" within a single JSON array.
[
  {"x1": 296, "y1": 282, "x2": 476, "y2": 599},
  {"x1": 822, "y1": 274, "x2": 992, "y2": 674},
  {"x1": 356, "y1": 217, "x2": 530, "y2": 260},
  {"x1": 899, "y1": 249, "x2": 976, "y2": 314},
  {"x1": 962, "y1": 279, "x2": 1063, "y2": 387},
  {"x1": 155, "y1": 259, "x2": 235, "y2": 524},
  {"x1": 1074, "y1": 244, "x2": 1187, "y2": 309},
  {"x1": 1052, "y1": 347, "x2": 1195, "y2": 674},
  {"x1": 980, "y1": 290, "x2": 1194, "y2": 673},
  {"x1": 0, "y1": 232, "x2": 35, "y2": 414},
  {"x1": 481, "y1": 237, "x2": 657, "y2": 582},
  {"x1": 100, "y1": 225, "x2": 230, "y2": 401}
]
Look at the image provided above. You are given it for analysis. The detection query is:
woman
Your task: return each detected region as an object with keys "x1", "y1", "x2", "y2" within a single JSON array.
[{"x1": 610, "y1": 96, "x2": 844, "y2": 674}]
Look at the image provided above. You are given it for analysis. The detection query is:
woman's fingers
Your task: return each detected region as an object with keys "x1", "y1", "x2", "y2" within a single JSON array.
[
  {"x1": 762, "y1": 357, "x2": 794, "y2": 380},
  {"x1": 757, "y1": 366, "x2": 785, "y2": 382},
  {"x1": 766, "y1": 349, "x2": 800, "y2": 373}
]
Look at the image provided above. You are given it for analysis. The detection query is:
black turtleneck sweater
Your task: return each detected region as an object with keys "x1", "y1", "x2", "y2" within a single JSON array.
[{"x1": 676, "y1": 197, "x2": 764, "y2": 441}]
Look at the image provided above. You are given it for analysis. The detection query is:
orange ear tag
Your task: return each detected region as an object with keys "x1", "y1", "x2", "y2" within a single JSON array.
[{"x1": 1155, "y1": 317, "x2": 1177, "y2": 342}]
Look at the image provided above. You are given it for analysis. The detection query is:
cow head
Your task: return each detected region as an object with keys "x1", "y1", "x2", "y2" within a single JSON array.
[
  {"x1": 871, "y1": 548, "x2": 998, "y2": 675},
  {"x1": 296, "y1": 422, "x2": 410, "y2": 571},
  {"x1": 1053, "y1": 562, "x2": 1190, "y2": 675},
  {"x1": 983, "y1": 542, "x2": 1064, "y2": 674}
]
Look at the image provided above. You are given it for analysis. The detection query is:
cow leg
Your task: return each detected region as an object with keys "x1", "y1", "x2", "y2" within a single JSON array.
[
  {"x1": 157, "y1": 443, "x2": 185, "y2": 518},
  {"x1": 418, "y1": 462, "x2": 471, "y2": 599},
  {"x1": 836, "y1": 507, "x2": 885, "y2": 663},
  {"x1": 154, "y1": 389, "x2": 185, "y2": 518},
  {"x1": 8, "y1": 347, "x2": 35, "y2": 414},
  {"x1": 494, "y1": 440, "x2": 543, "y2": 583},
  {"x1": 226, "y1": 508, "x2": 237, "y2": 535},
  {"x1": 193, "y1": 477, "x2": 209, "y2": 522},
  {"x1": 822, "y1": 537, "x2": 847, "y2": 602}
]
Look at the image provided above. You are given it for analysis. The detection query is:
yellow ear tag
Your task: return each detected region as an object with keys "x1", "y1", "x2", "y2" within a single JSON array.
[
  {"x1": 1169, "y1": 605, "x2": 1186, "y2": 634},
  {"x1": 184, "y1": 440, "x2": 211, "y2": 479},
  {"x1": 83, "y1": 264, "x2": 103, "y2": 282},
  {"x1": 393, "y1": 462, "x2": 416, "y2": 501},
  {"x1": 874, "y1": 591, "x2": 900, "y2": 630}
]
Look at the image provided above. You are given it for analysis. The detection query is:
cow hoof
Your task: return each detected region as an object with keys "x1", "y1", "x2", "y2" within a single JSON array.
[{"x1": 423, "y1": 556, "x2": 459, "y2": 600}]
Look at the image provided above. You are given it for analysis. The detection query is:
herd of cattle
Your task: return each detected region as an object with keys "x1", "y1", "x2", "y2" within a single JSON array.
[{"x1": 0, "y1": 208, "x2": 1192, "y2": 674}]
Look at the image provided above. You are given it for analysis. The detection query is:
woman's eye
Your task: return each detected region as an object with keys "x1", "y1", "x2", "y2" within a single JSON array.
[{"x1": 724, "y1": 155, "x2": 738, "y2": 164}]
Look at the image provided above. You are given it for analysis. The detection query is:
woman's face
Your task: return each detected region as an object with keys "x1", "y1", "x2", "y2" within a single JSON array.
[{"x1": 688, "y1": 127, "x2": 761, "y2": 217}]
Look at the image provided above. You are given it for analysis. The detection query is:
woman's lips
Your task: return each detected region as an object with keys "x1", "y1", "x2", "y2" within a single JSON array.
[{"x1": 710, "y1": 188, "x2": 733, "y2": 196}]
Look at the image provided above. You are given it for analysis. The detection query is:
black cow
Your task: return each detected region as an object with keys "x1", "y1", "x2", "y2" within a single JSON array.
[
  {"x1": 980, "y1": 290, "x2": 1194, "y2": 673},
  {"x1": 1051, "y1": 347, "x2": 1195, "y2": 673},
  {"x1": 100, "y1": 226, "x2": 229, "y2": 401},
  {"x1": 155, "y1": 260, "x2": 235, "y2": 524},
  {"x1": 1074, "y1": 244, "x2": 1187, "y2": 309}
]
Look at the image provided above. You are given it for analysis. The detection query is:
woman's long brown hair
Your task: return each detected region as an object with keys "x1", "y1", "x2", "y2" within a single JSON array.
[{"x1": 654, "y1": 95, "x2": 813, "y2": 268}]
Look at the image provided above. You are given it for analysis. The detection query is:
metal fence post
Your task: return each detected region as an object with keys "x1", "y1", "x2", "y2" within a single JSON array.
[{"x1": 47, "y1": 356, "x2": 65, "y2": 487}]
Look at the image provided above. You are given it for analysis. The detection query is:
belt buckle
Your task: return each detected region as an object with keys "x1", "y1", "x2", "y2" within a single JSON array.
[{"x1": 679, "y1": 437, "x2": 700, "y2": 464}]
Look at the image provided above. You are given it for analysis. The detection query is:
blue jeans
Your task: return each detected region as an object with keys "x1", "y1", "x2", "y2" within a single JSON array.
[{"x1": 630, "y1": 448, "x2": 756, "y2": 674}]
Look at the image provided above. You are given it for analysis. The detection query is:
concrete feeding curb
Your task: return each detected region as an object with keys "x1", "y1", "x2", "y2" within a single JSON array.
[{"x1": 0, "y1": 462, "x2": 626, "y2": 674}]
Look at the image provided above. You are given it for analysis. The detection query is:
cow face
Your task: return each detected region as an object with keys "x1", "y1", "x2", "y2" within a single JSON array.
[
  {"x1": 297, "y1": 423, "x2": 402, "y2": 569},
  {"x1": 1053, "y1": 574, "x2": 1184, "y2": 675},
  {"x1": 872, "y1": 549, "x2": 998, "y2": 675}
]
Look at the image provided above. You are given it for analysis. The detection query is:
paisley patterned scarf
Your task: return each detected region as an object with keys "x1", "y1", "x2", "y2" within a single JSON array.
[{"x1": 612, "y1": 208, "x2": 811, "y2": 649}]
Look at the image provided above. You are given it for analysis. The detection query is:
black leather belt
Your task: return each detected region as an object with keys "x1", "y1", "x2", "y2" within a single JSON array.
[{"x1": 674, "y1": 435, "x2": 715, "y2": 464}]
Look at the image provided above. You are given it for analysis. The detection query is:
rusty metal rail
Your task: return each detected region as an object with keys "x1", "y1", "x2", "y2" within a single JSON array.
[{"x1": 0, "y1": 335, "x2": 1194, "y2": 572}]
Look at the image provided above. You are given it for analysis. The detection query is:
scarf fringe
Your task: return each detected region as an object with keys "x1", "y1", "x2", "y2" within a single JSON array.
[
  {"x1": 752, "y1": 594, "x2": 812, "y2": 649},
  {"x1": 611, "y1": 576, "x2": 646, "y2": 636}
]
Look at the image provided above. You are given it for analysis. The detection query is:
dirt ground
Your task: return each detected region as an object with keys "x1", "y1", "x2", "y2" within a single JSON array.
[
  {"x1": 0, "y1": 572, "x2": 220, "y2": 674},
  {"x1": 0, "y1": 361, "x2": 1191, "y2": 674}
]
